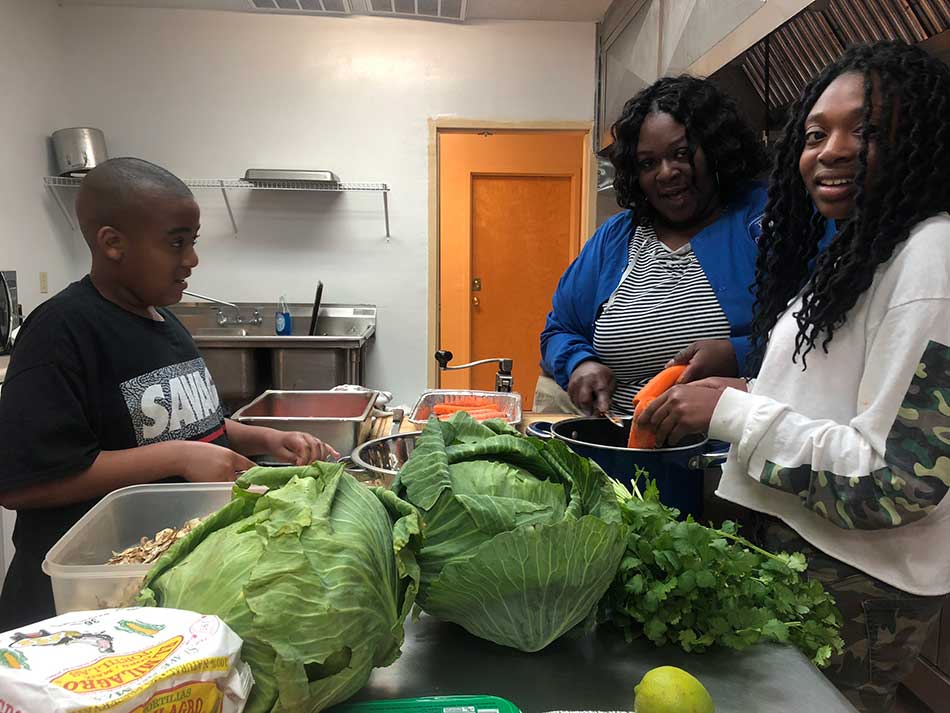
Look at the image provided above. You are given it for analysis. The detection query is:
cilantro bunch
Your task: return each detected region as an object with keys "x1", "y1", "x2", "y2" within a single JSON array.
[{"x1": 599, "y1": 478, "x2": 844, "y2": 667}]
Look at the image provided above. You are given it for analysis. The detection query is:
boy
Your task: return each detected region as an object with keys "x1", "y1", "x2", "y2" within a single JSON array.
[{"x1": 0, "y1": 158, "x2": 334, "y2": 628}]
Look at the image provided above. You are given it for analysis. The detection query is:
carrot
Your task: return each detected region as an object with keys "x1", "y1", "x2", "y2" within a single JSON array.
[
  {"x1": 437, "y1": 411, "x2": 507, "y2": 422},
  {"x1": 626, "y1": 365, "x2": 687, "y2": 449},
  {"x1": 473, "y1": 410, "x2": 508, "y2": 421},
  {"x1": 437, "y1": 408, "x2": 508, "y2": 422},
  {"x1": 632, "y1": 365, "x2": 687, "y2": 408},
  {"x1": 432, "y1": 400, "x2": 497, "y2": 415},
  {"x1": 450, "y1": 398, "x2": 493, "y2": 407},
  {"x1": 433, "y1": 404, "x2": 469, "y2": 415}
]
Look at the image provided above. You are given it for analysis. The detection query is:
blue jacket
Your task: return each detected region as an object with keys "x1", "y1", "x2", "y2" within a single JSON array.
[{"x1": 541, "y1": 185, "x2": 769, "y2": 388}]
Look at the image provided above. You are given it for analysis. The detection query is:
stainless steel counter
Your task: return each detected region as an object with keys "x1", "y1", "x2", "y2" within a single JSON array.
[{"x1": 350, "y1": 614, "x2": 857, "y2": 713}]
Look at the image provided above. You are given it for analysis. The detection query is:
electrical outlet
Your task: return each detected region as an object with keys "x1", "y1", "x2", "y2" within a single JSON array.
[{"x1": 39, "y1": 272, "x2": 48, "y2": 294}]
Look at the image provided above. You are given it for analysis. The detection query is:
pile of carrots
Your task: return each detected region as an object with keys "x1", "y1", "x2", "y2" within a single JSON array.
[
  {"x1": 432, "y1": 399, "x2": 509, "y2": 422},
  {"x1": 626, "y1": 364, "x2": 686, "y2": 449}
]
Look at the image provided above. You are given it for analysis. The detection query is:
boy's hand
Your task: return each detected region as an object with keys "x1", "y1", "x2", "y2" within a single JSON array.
[
  {"x1": 180, "y1": 442, "x2": 256, "y2": 482},
  {"x1": 266, "y1": 430, "x2": 339, "y2": 465}
]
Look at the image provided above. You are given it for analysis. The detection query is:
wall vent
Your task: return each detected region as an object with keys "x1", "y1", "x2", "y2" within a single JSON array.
[
  {"x1": 361, "y1": 0, "x2": 466, "y2": 22},
  {"x1": 248, "y1": 0, "x2": 352, "y2": 14}
]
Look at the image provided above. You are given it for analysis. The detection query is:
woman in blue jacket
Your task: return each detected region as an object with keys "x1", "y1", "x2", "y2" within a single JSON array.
[{"x1": 539, "y1": 75, "x2": 770, "y2": 415}]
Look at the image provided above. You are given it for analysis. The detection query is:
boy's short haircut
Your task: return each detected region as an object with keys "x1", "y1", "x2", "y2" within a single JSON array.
[{"x1": 76, "y1": 157, "x2": 194, "y2": 243}]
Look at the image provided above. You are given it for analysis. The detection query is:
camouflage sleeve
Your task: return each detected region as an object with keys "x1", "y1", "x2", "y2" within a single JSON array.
[{"x1": 758, "y1": 340, "x2": 950, "y2": 530}]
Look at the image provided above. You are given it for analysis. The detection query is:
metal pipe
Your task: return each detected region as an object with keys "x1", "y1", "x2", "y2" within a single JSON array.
[
  {"x1": 47, "y1": 183, "x2": 77, "y2": 232},
  {"x1": 764, "y1": 35, "x2": 771, "y2": 130},
  {"x1": 753, "y1": 45, "x2": 791, "y2": 107},
  {"x1": 833, "y1": 1, "x2": 876, "y2": 43},
  {"x1": 783, "y1": 20, "x2": 826, "y2": 78},
  {"x1": 850, "y1": 0, "x2": 888, "y2": 39},
  {"x1": 868, "y1": 0, "x2": 916, "y2": 42},
  {"x1": 936, "y1": 0, "x2": 950, "y2": 26},
  {"x1": 879, "y1": 0, "x2": 926, "y2": 40},
  {"x1": 916, "y1": 0, "x2": 946, "y2": 33},
  {"x1": 775, "y1": 32, "x2": 808, "y2": 97},
  {"x1": 219, "y1": 181, "x2": 238, "y2": 237},
  {"x1": 801, "y1": 12, "x2": 843, "y2": 61},
  {"x1": 182, "y1": 290, "x2": 239, "y2": 310},
  {"x1": 826, "y1": 2, "x2": 863, "y2": 45},
  {"x1": 742, "y1": 60, "x2": 767, "y2": 105}
]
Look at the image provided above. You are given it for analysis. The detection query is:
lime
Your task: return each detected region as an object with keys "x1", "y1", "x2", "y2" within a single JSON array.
[{"x1": 634, "y1": 665, "x2": 714, "y2": 713}]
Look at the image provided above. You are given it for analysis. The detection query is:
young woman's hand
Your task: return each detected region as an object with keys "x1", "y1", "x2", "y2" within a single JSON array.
[
  {"x1": 265, "y1": 430, "x2": 339, "y2": 465},
  {"x1": 180, "y1": 442, "x2": 256, "y2": 482},
  {"x1": 637, "y1": 377, "x2": 746, "y2": 446},
  {"x1": 568, "y1": 360, "x2": 615, "y2": 415},
  {"x1": 666, "y1": 339, "x2": 739, "y2": 382}
]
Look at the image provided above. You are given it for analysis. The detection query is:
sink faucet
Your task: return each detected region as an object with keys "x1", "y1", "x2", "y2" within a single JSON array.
[
  {"x1": 215, "y1": 306, "x2": 263, "y2": 327},
  {"x1": 184, "y1": 290, "x2": 263, "y2": 327},
  {"x1": 434, "y1": 350, "x2": 514, "y2": 392}
]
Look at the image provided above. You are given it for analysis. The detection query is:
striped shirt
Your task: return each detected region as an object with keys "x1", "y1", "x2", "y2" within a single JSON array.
[{"x1": 593, "y1": 224, "x2": 732, "y2": 413}]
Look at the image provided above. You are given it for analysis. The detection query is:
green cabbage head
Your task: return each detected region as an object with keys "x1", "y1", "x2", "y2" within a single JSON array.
[
  {"x1": 139, "y1": 462, "x2": 421, "y2": 713},
  {"x1": 391, "y1": 413, "x2": 627, "y2": 652}
]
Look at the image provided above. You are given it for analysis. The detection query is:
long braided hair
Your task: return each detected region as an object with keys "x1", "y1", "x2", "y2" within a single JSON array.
[
  {"x1": 750, "y1": 41, "x2": 950, "y2": 369},
  {"x1": 608, "y1": 75, "x2": 768, "y2": 220}
]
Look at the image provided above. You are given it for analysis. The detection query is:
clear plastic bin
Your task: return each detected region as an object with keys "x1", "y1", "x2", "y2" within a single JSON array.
[{"x1": 42, "y1": 482, "x2": 233, "y2": 614}]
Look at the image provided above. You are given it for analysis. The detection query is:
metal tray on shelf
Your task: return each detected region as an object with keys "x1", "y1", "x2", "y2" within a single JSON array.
[{"x1": 243, "y1": 169, "x2": 340, "y2": 183}]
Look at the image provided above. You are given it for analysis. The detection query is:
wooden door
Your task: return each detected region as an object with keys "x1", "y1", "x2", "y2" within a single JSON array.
[{"x1": 438, "y1": 130, "x2": 587, "y2": 409}]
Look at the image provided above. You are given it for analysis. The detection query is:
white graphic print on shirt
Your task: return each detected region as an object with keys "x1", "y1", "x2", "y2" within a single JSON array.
[{"x1": 119, "y1": 357, "x2": 223, "y2": 444}]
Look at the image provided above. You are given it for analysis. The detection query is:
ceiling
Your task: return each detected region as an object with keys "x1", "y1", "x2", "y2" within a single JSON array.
[{"x1": 55, "y1": 0, "x2": 614, "y2": 22}]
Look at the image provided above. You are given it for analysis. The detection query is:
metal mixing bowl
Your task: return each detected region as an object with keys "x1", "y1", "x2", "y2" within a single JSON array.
[{"x1": 348, "y1": 432, "x2": 420, "y2": 482}]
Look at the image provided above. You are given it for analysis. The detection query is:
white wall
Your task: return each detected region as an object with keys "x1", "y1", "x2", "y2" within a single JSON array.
[
  {"x1": 0, "y1": 0, "x2": 79, "y2": 581},
  {"x1": 0, "y1": 0, "x2": 83, "y2": 314},
  {"x1": 53, "y1": 6, "x2": 597, "y2": 404}
]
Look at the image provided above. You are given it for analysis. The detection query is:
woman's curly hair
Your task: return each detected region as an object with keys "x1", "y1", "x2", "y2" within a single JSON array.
[
  {"x1": 608, "y1": 75, "x2": 769, "y2": 218},
  {"x1": 749, "y1": 40, "x2": 950, "y2": 370}
]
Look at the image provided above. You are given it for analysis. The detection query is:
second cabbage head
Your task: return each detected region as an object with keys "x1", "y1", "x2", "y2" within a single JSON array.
[{"x1": 392, "y1": 414, "x2": 628, "y2": 652}]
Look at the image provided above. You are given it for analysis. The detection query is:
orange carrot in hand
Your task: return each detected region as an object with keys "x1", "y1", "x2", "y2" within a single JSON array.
[{"x1": 626, "y1": 365, "x2": 687, "y2": 449}]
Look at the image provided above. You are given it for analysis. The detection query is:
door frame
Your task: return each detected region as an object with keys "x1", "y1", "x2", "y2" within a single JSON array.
[{"x1": 427, "y1": 118, "x2": 597, "y2": 389}]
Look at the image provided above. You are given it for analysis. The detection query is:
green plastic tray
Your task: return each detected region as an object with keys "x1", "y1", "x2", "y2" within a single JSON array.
[{"x1": 333, "y1": 696, "x2": 521, "y2": 713}]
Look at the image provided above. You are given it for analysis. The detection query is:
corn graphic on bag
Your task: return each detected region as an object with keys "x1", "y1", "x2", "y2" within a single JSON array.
[{"x1": 0, "y1": 607, "x2": 252, "y2": 713}]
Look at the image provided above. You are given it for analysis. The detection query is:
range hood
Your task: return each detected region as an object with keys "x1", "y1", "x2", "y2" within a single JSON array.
[{"x1": 738, "y1": 0, "x2": 950, "y2": 110}]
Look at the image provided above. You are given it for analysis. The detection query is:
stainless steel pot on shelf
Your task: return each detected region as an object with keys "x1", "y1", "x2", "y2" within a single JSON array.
[{"x1": 51, "y1": 128, "x2": 108, "y2": 176}]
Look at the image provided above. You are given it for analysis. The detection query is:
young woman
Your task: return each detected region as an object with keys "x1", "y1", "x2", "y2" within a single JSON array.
[{"x1": 639, "y1": 41, "x2": 950, "y2": 712}]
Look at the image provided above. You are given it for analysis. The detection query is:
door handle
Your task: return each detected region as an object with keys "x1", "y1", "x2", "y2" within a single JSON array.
[{"x1": 472, "y1": 295, "x2": 480, "y2": 308}]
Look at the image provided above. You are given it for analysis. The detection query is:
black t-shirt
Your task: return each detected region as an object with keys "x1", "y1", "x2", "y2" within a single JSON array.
[{"x1": 0, "y1": 276, "x2": 228, "y2": 628}]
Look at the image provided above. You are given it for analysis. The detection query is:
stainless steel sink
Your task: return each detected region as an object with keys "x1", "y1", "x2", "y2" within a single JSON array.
[{"x1": 169, "y1": 302, "x2": 377, "y2": 413}]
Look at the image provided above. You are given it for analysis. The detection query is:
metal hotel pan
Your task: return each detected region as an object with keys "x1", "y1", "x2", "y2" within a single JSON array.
[
  {"x1": 232, "y1": 389, "x2": 382, "y2": 454},
  {"x1": 551, "y1": 416, "x2": 726, "y2": 517},
  {"x1": 409, "y1": 390, "x2": 522, "y2": 426}
]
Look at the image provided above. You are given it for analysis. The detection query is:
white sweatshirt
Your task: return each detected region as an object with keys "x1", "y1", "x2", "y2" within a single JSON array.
[{"x1": 713, "y1": 213, "x2": 950, "y2": 596}]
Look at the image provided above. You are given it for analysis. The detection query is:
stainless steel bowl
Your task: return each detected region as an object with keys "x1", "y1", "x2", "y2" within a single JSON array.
[{"x1": 348, "y1": 432, "x2": 420, "y2": 481}]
